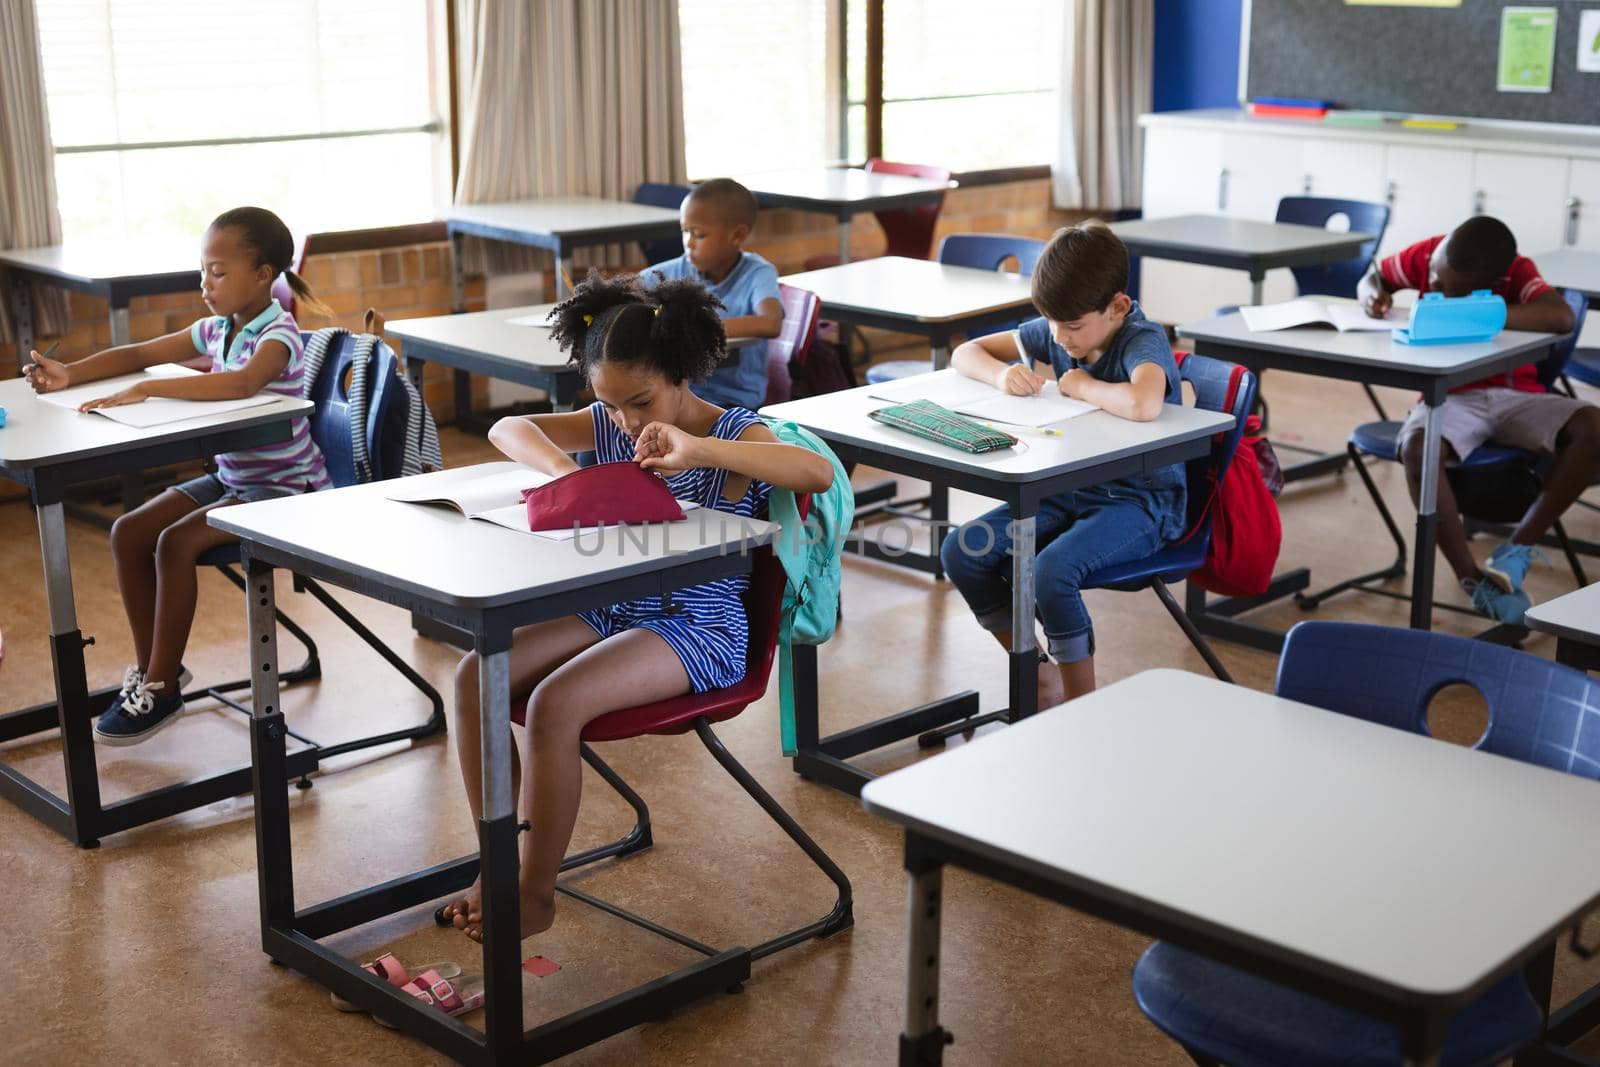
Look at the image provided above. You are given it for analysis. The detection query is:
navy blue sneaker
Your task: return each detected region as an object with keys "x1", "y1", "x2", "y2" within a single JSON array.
[{"x1": 94, "y1": 678, "x2": 185, "y2": 746}]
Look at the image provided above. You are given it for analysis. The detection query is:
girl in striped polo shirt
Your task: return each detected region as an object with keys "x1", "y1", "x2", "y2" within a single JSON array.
[
  {"x1": 436, "y1": 273, "x2": 834, "y2": 944},
  {"x1": 25, "y1": 206, "x2": 332, "y2": 744}
]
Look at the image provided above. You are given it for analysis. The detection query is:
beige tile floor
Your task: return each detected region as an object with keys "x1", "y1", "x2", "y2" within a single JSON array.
[{"x1": 2, "y1": 367, "x2": 1598, "y2": 1065}]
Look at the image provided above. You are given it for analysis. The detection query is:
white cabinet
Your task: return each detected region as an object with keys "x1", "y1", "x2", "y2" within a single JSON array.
[
  {"x1": 1142, "y1": 126, "x2": 1222, "y2": 216},
  {"x1": 1219, "y1": 133, "x2": 1305, "y2": 220},
  {"x1": 1380, "y1": 145, "x2": 1474, "y2": 257},
  {"x1": 1302, "y1": 138, "x2": 1388, "y2": 207},
  {"x1": 1568, "y1": 160, "x2": 1600, "y2": 252},
  {"x1": 1472, "y1": 151, "x2": 1569, "y2": 254}
]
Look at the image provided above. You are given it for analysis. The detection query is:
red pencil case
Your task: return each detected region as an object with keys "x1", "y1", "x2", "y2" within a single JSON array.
[{"x1": 521, "y1": 461, "x2": 686, "y2": 531}]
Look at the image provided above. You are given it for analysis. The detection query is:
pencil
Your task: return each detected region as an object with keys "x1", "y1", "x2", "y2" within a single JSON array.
[
  {"x1": 557, "y1": 262, "x2": 576, "y2": 294},
  {"x1": 976, "y1": 419, "x2": 1063, "y2": 438}
]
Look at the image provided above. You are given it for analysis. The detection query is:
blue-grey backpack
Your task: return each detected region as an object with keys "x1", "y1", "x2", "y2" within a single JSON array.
[{"x1": 763, "y1": 418, "x2": 853, "y2": 755}]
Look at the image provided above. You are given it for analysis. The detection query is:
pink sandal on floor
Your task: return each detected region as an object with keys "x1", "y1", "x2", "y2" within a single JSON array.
[
  {"x1": 378, "y1": 969, "x2": 486, "y2": 1025},
  {"x1": 329, "y1": 952, "x2": 462, "y2": 1012}
]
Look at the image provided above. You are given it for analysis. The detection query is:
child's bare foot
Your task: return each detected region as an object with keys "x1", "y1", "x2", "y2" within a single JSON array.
[
  {"x1": 461, "y1": 889, "x2": 555, "y2": 944},
  {"x1": 437, "y1": 878, "x2": 483, "y2": 931}
]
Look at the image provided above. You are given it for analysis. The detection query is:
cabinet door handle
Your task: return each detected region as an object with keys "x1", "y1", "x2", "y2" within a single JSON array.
[
  {"x1": 1567, "y1": 196, "x2": 1581, "y2": 247},
  {"x1": 1385, "y1": 180, "x2": 1397, "y2": 207},
  {"x1": 1303, "y1": 174, "x2": 1313, "y2": 195},
  {"x1": 1473, "y1": 189, "x2": 1486, "y2": 215},
  {"x1": 1218, "y1": 168, "x2": 1230, "y2": 212}
]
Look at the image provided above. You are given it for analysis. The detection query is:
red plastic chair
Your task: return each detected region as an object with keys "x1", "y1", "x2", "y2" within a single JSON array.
[
  {"x1": 763, "y1": 283, "x2": 822, "y2": 407},
  {"x1": 801, "y1": 158, "x2": 951, "y2": 271},
  {"x1": 508, "y1": 528, "x2": 854, "y2": 962}
]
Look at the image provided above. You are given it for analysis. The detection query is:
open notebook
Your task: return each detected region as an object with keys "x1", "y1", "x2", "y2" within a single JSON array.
[
  {"x1": 868, "y1": 370, "x2": 1095, "y2": 429},
  {"x1": 386, "y1": 466, "x2": 699, "y2": 541},
  {"x1": 1239, "y1": 299, "x2": 1404, "y2": 334},
  {"x1": 36, "y1": 364, "x2": 279, "y2": 428}
]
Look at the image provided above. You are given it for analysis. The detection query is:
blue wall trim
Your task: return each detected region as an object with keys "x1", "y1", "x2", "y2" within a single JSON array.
[{"x1": 1152, "y1": 0, "x2": 1244, "y2": 112}]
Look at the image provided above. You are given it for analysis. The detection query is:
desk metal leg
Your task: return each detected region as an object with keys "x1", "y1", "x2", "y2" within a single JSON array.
[
  {"x1": 1249, "y1": 271, "x2": 1264, "y2": 308},
  {"x1": 40, "y1": 501, "x2": 100, "y2": 845},
  {"x1": 450, "y1": 231, "x2": 466, "y2": 313},
  {"x1": 901, "y1": 846, "x2": 949, "y2": 1066},
  {"x1": 1399, "y1": 1010, "x2": 1446, "y2": 1067},
  {"x1": 477, "y1": 645, "x2": 524, "y2": 1057},
  {"x1": 8, "y1": 271, "x2": 35, "y2": 369},
  {"x1": 930, "y1": 343, "x2": 950, "y2": 372},
  {"x1": 109, "y1": 303, "x2": 131, "y2": 347},
  {"x1": 838, "y1": 218, "x2": 853, "y2": 265},
  {"x1": 247, "y1": 560, "x2": 296, "y2": 934},
  {"x1": 1410, "y1": 402, "x2": 1443, "y2": 631}
]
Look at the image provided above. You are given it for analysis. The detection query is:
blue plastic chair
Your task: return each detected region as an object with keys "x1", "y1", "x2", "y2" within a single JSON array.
[
  {"x1": 1300, "y1": 288, "x2": 1591, "y2": 612},
  {"x1": 1079, "y1": 353, "x2": 1258, "y2": 682},
  {"x1": 1133, "y1": 619, "x2": 1599, "y2": 1067},
  {"x1": 195, "y1": 332, "x2": 445, "y2": 757},
  {"x1": 865, "y1": 233, "x2": 1047, "y2": 386},
  {"x1": 633, "y1": 182, "x2": 692, "y2": 266},
  {"x1": 1276, "y1": 197, "x2": 1391, "y2": 300}
]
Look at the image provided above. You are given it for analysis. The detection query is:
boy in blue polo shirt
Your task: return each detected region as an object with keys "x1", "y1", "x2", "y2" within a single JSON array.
[
  {"x1": 645, "y1": 179, "x2": 783, "y2": 410},
  {"x1": 940, "y1": 222, "x2": 1186, "y2": 707}
]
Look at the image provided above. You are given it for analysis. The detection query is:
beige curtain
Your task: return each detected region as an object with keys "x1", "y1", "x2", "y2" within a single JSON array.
[
  {"x1": 453, "y1": 0, "x2": 687, "y2": 273},
  {"x1": 0, "y1": 0, "x2": 67, "y2": 342},
  {"x1": 1053, "y1": 0, "x2": 1153, "y2": 211}
]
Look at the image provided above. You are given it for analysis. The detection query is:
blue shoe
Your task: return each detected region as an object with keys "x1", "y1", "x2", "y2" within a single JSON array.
[
  {"x1": 1470, "y1": 578, "x2": 1531, "y2": 625},
  {"x1": 1484, "y1": 542, "x2": 1544, "y2": 594},
  {"x1": 94, "y1": 679, "x2": 185, "y2": 746}
]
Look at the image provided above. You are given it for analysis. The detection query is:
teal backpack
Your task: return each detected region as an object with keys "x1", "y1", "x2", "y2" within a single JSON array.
[{"x1": 763, "y1": 418, "x2": 854, "y2": 756}]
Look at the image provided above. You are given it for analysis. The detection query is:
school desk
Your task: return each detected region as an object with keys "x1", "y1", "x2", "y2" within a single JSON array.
[
  {"x1": 0, "y1": 374, "x2": 312, "y2": 846},
  {"x1": 1533, "y1": 248, "x2": 1600, "y2": 303},
  {"x1": 211, "y1": 461, "x2": 777, "y2": 1064},
  {"x1": 0, "y1": 239, "x2": 199, "y2": 362},
  {"x1": 739, "y1": 168, "x2": 954, "y2": 265},
  {"x1": 762, "y1": 378, "x2": 1231, "y2": 796},
  {"x1": 1526, "y1": 582, "x2": 1600, "y2": 674},
  {"x1": 445, "y1": 198, "x2": 682, "y2": 304},
  {"x1": 1175, "y1": 312, "x2": 1557, "y2": 652},
  {"x1": 862, "y1": 669, "x2": 1600, "y2": 1066},
  {"x1": 1108, "y1": 214, "x2": 1375, "y2": 307}
]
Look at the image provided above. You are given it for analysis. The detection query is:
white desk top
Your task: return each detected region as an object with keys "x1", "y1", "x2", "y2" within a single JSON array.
[
  {"x1": 1110, "y1": 215, "x2": 1375, "y2": 258},
  {"x1": 862, "y1": 669, "x2": 1600, "y2": 1002},
  {"x1": 0, "y1": 376, "x2": 311, "y2": 471},
  {"x1": 446, "y1": 198, "x2": 681, "y2": 241},
  {"x1": 1179, "y1": 312, "x2": 1557, "y2": 379},
  {"x1": 387, "y1": 305, "x2": 573, "y2": 368},
  {"x1": 1532, "y1": 248, "x2": 1600, "y2": 302},
  {"x1": 1525, "y1": 583, "x2": 1600, "y2": 648},
  {"x1": 210, "y1": 462, "x2": 779, "y2": 610},
  {"x1": 762, "y1": 370, "x2": 1232, "y2": 483},
  {"x1": 387, "y1": 304, "x2": 757, "y2": 368},
  {"x1": 739, "y1": 167, "x2": 953, "y2": 208},
  {"x1": 780, "y1": 257, "x2": 1034, "y2": 324},
  {"x1": 0, "y1": 239, "x2": 200, "y2": 286}
]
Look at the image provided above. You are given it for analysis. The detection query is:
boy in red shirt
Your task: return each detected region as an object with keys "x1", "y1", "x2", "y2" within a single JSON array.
[{"x1": 1358, "y1": 215, "x2": 1596, "y2": 623}]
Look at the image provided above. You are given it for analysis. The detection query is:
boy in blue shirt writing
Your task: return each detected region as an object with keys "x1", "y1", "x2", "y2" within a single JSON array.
[
  {"x1": 645, "y1": 178, "x2": 784, "y2": 410},
  {"x1": 941, "y1": 222, "x2": 1186, "y2": 706}
]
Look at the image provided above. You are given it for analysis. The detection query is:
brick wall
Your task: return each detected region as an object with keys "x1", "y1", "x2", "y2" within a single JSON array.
[{"x1": 2, "y1": 176, "x2": 1087, "y2": 420}]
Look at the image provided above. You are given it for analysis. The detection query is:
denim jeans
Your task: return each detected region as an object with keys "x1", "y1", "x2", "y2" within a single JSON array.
[{"x1": 938, "y1": 486, "x2": 1166, "y2": 664}]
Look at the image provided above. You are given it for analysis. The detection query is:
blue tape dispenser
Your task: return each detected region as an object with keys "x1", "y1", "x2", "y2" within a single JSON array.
[{"x1": 1392, "y1": 290, "x2": 1506, "y2": 345}]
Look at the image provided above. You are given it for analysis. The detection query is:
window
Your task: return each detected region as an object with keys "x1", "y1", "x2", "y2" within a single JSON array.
[
  {"x1": 678, "y1": 0, "x2": 838, "y2": 180},
  {"x1": 37, "y1": 0, "x2": 448, "y2": 243},
  {"x1": 845, "y1": 0, "x2": 1058, "y2": 172}
]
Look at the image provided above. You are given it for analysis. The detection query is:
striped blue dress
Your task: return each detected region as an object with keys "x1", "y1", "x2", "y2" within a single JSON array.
[{"x1": 577, "y1": 403, "x2": 772, "y2": 692}]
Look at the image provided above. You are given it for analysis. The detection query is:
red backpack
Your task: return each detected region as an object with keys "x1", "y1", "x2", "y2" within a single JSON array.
[{"x1": 1173, "y1": 353, "x2": 1282, "y2": 597}]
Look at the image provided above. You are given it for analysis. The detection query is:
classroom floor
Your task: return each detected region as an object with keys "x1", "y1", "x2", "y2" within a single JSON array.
[{"x1": 4, "y1": 366, "x2": 1600, "y2": 1066}]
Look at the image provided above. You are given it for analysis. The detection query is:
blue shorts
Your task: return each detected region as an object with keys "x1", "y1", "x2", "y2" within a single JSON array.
[{"x1": 173, "y1": 472, "x2": 297, "y2": 506}]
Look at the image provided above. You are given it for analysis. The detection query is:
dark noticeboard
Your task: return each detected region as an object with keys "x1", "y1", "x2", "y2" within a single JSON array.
[{"x1": 1243, "y1": 0, "x2": 1600, "y2": 126}]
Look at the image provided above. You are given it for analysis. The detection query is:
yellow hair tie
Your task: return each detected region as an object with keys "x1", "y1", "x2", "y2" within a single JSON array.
[
  {"x1": 582, "y1": 314, "x2": 593, "y2": 326},
  {"x1": 653, "y1": 307, "x2": 660, "y2": 317}
]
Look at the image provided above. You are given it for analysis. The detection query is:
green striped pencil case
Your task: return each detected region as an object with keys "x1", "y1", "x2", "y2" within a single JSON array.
[{"x1": 869, "y1": 399, "x2": 1018, "y2": 454}]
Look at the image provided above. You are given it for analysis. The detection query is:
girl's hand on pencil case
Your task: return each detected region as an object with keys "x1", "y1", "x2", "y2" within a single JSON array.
[{"x1": 635, "y1": 422, "x2": 703, "y2": 476}]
